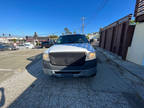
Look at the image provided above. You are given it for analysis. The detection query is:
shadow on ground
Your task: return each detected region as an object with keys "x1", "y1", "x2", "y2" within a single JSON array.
[
  {"x1": 8, "y1": 54, "x2": 96, "y2": 108},
  {"x1": 0, "y1": 87, "x2": 5, "y2": 107}
]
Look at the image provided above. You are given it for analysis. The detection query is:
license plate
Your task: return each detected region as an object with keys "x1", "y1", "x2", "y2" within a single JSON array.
[{"x1": 61, "y1": 74, "x2": 73, "y2": 77}]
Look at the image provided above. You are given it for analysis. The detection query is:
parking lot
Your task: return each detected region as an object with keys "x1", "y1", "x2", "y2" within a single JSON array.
[{"x1": 0, "y1": 49, "x2": 143, "y2": 108}]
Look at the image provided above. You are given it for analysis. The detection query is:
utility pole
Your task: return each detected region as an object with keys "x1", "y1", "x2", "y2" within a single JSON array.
[
  {"x1": 82, "y1": 17, "x2": 85, "y2": 34},
  {"x1": 2, "y1": 33, "x2": 5, "y2": 37}
]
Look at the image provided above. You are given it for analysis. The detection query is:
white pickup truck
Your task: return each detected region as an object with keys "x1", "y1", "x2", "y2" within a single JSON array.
[{"x1": 42, "y1": 34, "x2": 97, "y2": 77}]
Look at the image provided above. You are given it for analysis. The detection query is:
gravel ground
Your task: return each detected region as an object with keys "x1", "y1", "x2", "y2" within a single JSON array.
[{"x1": 0, "y1": 49, "x2": 143, "y2": 108}]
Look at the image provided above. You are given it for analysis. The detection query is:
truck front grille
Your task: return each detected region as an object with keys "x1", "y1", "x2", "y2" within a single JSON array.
[{"x1": 49, "y1": 52, "x2": 86, "y2": 66}]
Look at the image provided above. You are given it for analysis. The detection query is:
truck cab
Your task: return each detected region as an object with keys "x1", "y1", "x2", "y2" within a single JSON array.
[{"x1": 43, "y1": 34, "x2": 97, "y2": 77}]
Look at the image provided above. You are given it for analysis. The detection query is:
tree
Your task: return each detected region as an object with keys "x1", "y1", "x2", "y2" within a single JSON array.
[
  {"x1": 12, "y1": 39, "x2": 17, "y2": 43},
  {"x1": 87, "y1": 33, "x2": 91, "y2": 36},
  {"x1": 86, "y1": 36, "x2": 89, "y2": 40},
  {"x1": 64, "y1": 28, "x2": 72, "y2": 35},
  {"x1": 48, "y1": 35, "x2": 58, "y2": 39},
  {"x1": 130, "y1": 20, "x2": 137, "y2": 25},
  {"x1": 33, "y1": 32, "x2": 38, "y2": 39}
]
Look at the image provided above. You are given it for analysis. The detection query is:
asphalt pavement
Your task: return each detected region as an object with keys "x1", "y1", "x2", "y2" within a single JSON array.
[{"x1": 0, "y1": 49, "x2": 143, "y2": 108}]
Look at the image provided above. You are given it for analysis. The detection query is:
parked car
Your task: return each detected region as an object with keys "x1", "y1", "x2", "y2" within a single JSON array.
[
  {"x1": 0, "y1": 44, "x2": 5, "y2": 51},
  {"x1": 42, "y1": 34, "x2": 97, "y2": 77},
  {"x1": 40, "y1": 41, "x2": 54, "y2": 48},
  {"x1": 24, "y1": 43, "x2": 34, "y2": 49},
  {"x1": 16, "y1": 44, "x2": 26, "y2": 50},
  {"x1": 8, "y1": 44, "x2": 17, "y2": 50},
  {"x1": 0, "y1": 43, "x2": 17, "y2": 51}
]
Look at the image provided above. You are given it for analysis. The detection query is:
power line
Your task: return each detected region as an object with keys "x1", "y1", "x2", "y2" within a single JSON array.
[{"x1": 77, "y1": 0, "x2": 110, "y2": 33}]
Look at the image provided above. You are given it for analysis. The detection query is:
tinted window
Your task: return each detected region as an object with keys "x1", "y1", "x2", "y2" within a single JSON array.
[
  {"x1": 42, "y1": 42, "x2": 49, "y2": 44},
  {"x1": 19, "y1": 45, "x2": 25, "y2": 46},
  {"x1": 56, "y1": 35, "x2": 88, "y2": 44},
  {"x1": 25, "y1": 44, "x2": 30, "y2": 46}
]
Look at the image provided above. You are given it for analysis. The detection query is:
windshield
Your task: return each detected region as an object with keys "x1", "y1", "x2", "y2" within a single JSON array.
[
  {"x1": 25, "y1": 44, "x2": 30, "y2": 46},
  {"x1": 56, "y1": 35, "x2": 89, "y2": 44},
  {"x1": 19, "y1": 45, "x2": 25, "y2": 46}
]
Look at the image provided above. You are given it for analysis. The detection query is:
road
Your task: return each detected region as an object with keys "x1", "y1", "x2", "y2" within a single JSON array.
[
  {"x1": 0, "y1": 49, "x2": 143, "y2": 108},
  {"x1": 0, "y1": 49, "x2": 44, "y2": 83}
]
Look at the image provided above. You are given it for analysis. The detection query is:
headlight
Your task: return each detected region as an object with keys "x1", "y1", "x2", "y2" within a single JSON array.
[
  {"x1": 87, "y1": 52, "x2": 96, "y2": 60},
  {"x1": 43, "y1": 53, "x2": 49, "y2": 61}
]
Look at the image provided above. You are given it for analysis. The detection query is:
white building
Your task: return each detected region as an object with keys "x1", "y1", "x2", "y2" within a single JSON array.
[
  {"x1": 0, "y1": 37, "x2": 25, "y2": 44},
  {"x1": 0, "y1": 37, "x2": 9, "y2": 43},
  {"x1": 87, "y1": 32, "x2": 100, "y2": 40}
]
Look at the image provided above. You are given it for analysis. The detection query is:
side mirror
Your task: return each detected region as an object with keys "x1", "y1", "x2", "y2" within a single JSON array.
[{"x1": 90, "y1": 39, "x2": 94, "y2": 44}]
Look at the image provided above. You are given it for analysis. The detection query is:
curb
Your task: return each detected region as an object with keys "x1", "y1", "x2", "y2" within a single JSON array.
[
  {"x1": 96, "y1": 47, "x2": 144, "y2": 81},
  {"x1": 95, "y1": 47, "x2": 144, "y2": 101}
]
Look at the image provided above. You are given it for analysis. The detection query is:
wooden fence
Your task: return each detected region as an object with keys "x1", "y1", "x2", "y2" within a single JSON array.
[{"x1": 99, "y1": 14, "x2": 135, "y2": 60}]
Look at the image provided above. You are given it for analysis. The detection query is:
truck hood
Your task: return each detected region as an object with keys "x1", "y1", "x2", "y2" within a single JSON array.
[{"x1": 44, "y1": 43, "x2": 95, "y2": 53}]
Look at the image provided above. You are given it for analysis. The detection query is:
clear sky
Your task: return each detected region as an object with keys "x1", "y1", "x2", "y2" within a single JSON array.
[{"x1": 0, "y1": 0, "x2": 136, "y2": 37}]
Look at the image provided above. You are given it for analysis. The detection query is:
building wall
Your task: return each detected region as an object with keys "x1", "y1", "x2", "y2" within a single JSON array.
[
  {"x1": 88, "y1": 33, "x2": 100, "y2": 40},
  {"x1": 127, "y1": 22, "x2": 144, "y2": 65},
  {"x1": 0, "y1": 38, "x2": 9, "y2": 43}
]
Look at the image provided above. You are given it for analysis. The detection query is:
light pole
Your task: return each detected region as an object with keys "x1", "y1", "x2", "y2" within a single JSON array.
[{"x1": 82, "y1": 17, "x2": 85, "y2": 34}]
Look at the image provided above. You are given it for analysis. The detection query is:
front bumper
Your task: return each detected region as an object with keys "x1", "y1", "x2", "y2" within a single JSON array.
[{"x1": 43, "y1": 59, "x2": 97, "y2": 77}]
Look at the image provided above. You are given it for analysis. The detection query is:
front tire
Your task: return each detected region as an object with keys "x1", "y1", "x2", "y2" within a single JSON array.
[
  {"x1": 90, "y1": 73, "x2": 96, "y2": 77},
  {"x1": 89, "y1": 67, "x2": 97, "y2": 77}
]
